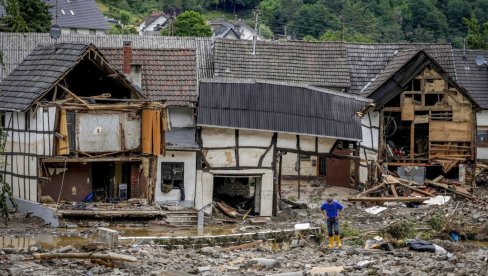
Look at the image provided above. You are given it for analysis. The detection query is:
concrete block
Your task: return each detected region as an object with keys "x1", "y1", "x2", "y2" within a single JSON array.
[
  {"x1": 96, "y1": 227, "x2": 119, "y2": 248},
  {"x1": 8, "y1": 197, "x2": 59, "y2": 227}
]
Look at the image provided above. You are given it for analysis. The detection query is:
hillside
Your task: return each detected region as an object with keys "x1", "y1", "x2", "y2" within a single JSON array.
[{"x1": 97, "y1": 0, "x2": 488, "y2": 48}]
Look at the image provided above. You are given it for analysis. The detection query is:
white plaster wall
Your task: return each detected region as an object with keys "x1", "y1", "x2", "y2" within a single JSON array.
[
  {"x1": 317, "y1": 137, "x2": 335, "y2": 153},
  {"x1": 477, "y1": 111, "x2": 488, "y2": 160},
  {"x1": 202, "y1": 127, "x2": 235, "y2": 148},
  {"x1": 281, "y1": 153, "x2": 317, "y2": 177},
  {"x1": 239, "y1": 129, "x2": 273, "y2": 147},
  {"x1": 61, "y1": 28, "x2": 103, "y2": 35},
  {"x1": 239, "y1": 148, "x2": 267, "y2": 167},
  {"x1": 277, "y1": 133, "x2": 297, "y2": 149},
  {"x1": 4, "y1": 107, "x2": 56, "y2": 201},
  {"x1": 194, "y1": 169, "x2": 273, "y2": 217},
  {"x1": 300, "y1": 135, "x2": 316, "y2": 152},
  {"x1": 361, "y1": 111, "x2": 380, "y2": 150},
  {"x1": 204, "y1": 149, "x2": 236, "y2": 167},
  {"x1": 77, "y1": 113, "x2": 122, "y2": 152},
  {"x1": 169, "y1": 107, "x2": 194, "y2": 128},
  {"x1": 155, "y1": 151, "x2": 196, "y2": 204}
]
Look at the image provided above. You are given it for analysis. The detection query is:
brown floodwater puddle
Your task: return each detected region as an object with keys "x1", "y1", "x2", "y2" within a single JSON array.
[{"x1": 0, "y1": 225, "x2": 244, "y2": 250}]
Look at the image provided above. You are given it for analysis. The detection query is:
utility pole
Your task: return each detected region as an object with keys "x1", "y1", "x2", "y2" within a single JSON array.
[{"x1": 252, "y1": 10, "x2": 259, "y2": 55}]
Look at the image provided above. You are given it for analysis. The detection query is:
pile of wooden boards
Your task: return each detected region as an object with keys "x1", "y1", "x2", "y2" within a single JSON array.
[{"x1": 349, "y1": 172, "x2": 477, "y2": 203}]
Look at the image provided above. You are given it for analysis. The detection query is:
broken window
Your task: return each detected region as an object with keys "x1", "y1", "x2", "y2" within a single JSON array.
[
  {"x1": 161, "y1": 162, "x2": 184, "y2": 200},
  {"x1": 477, "y1": 127, "x2": 488, "y2": 146}
]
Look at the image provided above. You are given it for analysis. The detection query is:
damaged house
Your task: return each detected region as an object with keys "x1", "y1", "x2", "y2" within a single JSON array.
[
  {"x1": 100, "y1": 42, "x2": 199, "y2": 207},
  {"x1": 212, "y1": 39, "x2": 359, "y2": 188},
  {"x1": 359, "y1": 49, "x2": 479, "y2": 185},
  {"x1": 0, "y1": 43, "x2": 167, "y2": 210},
  {"x1": 195, "y1": 80, "x2": 370, "y2": 216}
]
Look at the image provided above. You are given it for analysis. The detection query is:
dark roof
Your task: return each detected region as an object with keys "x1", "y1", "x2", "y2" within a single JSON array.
[
  {"x1": 0, "y1": 43, "x2": 139, "y2": 112},
  {"x1": 142, "y1": 12, "x2": 167, "y2": 28},
  {"x1": 100, "y1": 48, "x2": 198, "y2": 106},
  {"x1": 367, "y1": 50, "x2": 477, "y2": 109},
  {"x1": 453, "y1": 50, "x2": 488, "y2": 109},
  {"x1": 44, "y1": 0, "x2": 109, "y2": 30},
  {"x1": 213, "y1": 39, "x2": 350, "y2": 88},
  {"x1": 197, "y1": 80, "x2": 371, "y2": 140},
  {"x1": 166, "y1": 128, "x2": 198, "y2": 150},
  {"x1": 346, "y1": 43, "x2": 455, "y2": 95}
]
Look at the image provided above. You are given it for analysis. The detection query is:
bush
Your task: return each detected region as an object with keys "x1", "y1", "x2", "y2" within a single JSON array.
[
  {"x1": 384, "y1": 219, "x2": 417, "y2": 239},
  {"x1": 427, "y1": 213, "x2": 446, "y2": 232}
]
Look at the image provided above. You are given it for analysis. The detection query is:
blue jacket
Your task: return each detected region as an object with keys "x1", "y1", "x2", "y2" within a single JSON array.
[{"x1": 320, "y1": 201, "x2": 344, "y2": 218}]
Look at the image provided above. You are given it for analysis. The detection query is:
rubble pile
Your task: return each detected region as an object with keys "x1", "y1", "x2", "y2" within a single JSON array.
[{"x1": 2, "y1": 241, "x2": 487, "y2": 275}]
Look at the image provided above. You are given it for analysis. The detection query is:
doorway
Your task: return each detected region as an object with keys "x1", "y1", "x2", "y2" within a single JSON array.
[{"x1": 213, "y1": 175, "x2": 262, "y2": 215}]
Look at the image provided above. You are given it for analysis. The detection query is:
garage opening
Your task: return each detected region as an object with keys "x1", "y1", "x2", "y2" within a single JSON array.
[{"x1": 213, "y1": 175, "x2": 262, "y2": 216}]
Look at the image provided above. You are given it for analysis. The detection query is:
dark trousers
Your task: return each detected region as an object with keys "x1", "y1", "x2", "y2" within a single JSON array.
[{"x1": 326, "y1": 217, "x2": 339, "y2": 237}]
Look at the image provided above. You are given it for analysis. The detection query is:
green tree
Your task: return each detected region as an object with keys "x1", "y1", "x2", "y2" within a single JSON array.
[
  {"x1": 259, "y1": 23, "x2": 273, "y2": 39},
  {"x1": 0, "y1": 0, "x2": 51, "y2": 32},
  {"x1": 107, "y1": 24, "x2": 137, "y2": 35},
  {"x1": 319, "y1": 28, "x2": 373, "y2": 43},
  {"x1": 118, "y1": 10, "x2": 131, "y2": 26},
  {"x1": 161, "y1": 11, "x2": 212, "y2": 37},
  {"x1": 463, "y1": 13, "x2": 488, "y2": 49},
  {"x1": 288, "y1": 3, "x2": 339, "y2": 38}
]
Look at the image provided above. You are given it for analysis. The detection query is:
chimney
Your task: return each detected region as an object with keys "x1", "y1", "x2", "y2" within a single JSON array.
[{"x1": 123, "y1": 41, "x2": 132, "y2": 74}]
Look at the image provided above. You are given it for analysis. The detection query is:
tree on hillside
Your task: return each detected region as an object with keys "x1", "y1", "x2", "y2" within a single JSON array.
[
  {"x1": 0, "y1": 0, "x2": 51, "y2": 32},
  {"x1": 161, "y1": 11, "x2": 212, "y2": 37},
  {"x1": 288, "y1": 3, "x2": 339, "y2": 38},
  {"x1": 463, "y1": 13, "x2": 488, "y2": 49}
]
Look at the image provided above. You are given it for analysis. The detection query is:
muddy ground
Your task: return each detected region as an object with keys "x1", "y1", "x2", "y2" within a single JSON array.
[{"x1": 1, "y1": 182, "x2": 488, "y2": 275}]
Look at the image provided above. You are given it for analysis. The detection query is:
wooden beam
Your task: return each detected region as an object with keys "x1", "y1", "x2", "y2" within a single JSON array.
[
  {"x1": 395, "y1": 181, "x2": 435, "y2": 197},
  {"x1": 57, "y1": 84, "x2": 94, "y2": 110},
  {"x1": 390, "y1": 184, "x2": 398, "y2": 197},
  {"x1": 348, "y1": 196, "x2": 431, "y2": 202}
]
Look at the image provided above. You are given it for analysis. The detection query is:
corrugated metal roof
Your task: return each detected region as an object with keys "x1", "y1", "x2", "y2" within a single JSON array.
[
  {"x1": 197, "y1": 80, "x2": 370, "y2": 140},
  {"x1": 100, "y1": 48, "x2": 198, "y2": 106},
  {"x1": 214, "y1": 39, "x2": 350, "y2": 88},
  {"x1": 452, "y1": 50, "x2": 488, "y2": 109},
  {"x1": 44, "y1": 0, "x2": 109, "y2": 30}
]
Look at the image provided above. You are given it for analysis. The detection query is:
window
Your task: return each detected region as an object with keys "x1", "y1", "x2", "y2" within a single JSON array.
[
  {"x1": 70, "y1": 10, "x2": 75, "y2": 15},
  {"x1": 477, "y1": 127, "x2": 488, "y2": 146},
  {"x1": 161, "y1": 162, "x2": 184, "y2": 197},
  {"x1": 61, "y1": 9, "x2": 65, "y2": 15},
  {"x1": 89, "y1": 29, "x2": 96, "y2": 35},
  {"x1": 70, "y1": 28, "x2": 77, "y2": 34}
]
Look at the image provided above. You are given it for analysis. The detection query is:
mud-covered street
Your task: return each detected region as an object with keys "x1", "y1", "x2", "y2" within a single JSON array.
[{"x1": 1, "y1": 183, "x2": 488, "y2": 276}]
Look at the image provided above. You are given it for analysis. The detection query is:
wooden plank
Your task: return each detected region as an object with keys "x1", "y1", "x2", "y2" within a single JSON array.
[
  {"x1": 348, "y1": 197, "x2": 431, "y2": 202},
  {"x1": 410, "y1": 122, "x2": 415, "y2": 159},
  {"x1": 390, "y1": 184, "x2": 398, "y2": 198},
  {"x1": 357, "y1": 183, "x2": 386, "y2": 197},
  {"x1": 395, "y1": 182, "x2": 435, "y2": 196},
  {"x1": 152, "y1": 109, "x2": 161, "y2": 155},
  {"x1": 141, "y1": 109, "x2": 153, "y2": 154},
  {"x1": 57, "y1": 109, "x2": 69, "y2": 155},
  {"x1": 401, "y1": 101, "x2": 414, "y2": 121},
  {"x1": 57, "y1": 84, "x2": 94, "y2": 110},
  {"x1": 429, "y1": 121, "x2": 470, "y2": 142}
]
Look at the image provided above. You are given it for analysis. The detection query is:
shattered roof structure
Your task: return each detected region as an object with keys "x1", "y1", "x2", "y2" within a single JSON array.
[
  {"x1": 345, "y1": 43, "x2": 456, "y2": 95},
  {"x1": 366, "y1": 50, "x2": 477, "y2": 109},
  {"x1": 452, "y1": 50, "x2": 488, "y2": 109},
  {"x1": 44, "y1": 0, "x2": 110, "y2": 31},
  {"x1": 197, "y1": 80, "x2": 371, "y2": 140},
  {"x1": 0, "y1": 43, "x2": 139, "y2": 112},
  {"x1": 100, "y1": 48, "x2": 198, "y2": 106},
  {"x1": 213, "y1": 39, "x2": 350, "y2": 88}
]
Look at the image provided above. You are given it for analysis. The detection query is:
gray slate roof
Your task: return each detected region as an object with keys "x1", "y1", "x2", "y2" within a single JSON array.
[
  {"x1": 0, "y1": 43, "x2": 138, "y2": 111},
  {"x1": 0, "y1": 43, "x2": 90, "y2": 111},
  {"x1": 197, "y1": 80, "x2": 371, "y2": 140},
  {"x1": 44, "y1": 0, "x2": 109, "y2": 30},
  {"x1": 213, "y1": 39, "x2": 350, "y2": 88},
  {"x1": 0, "y1": 33, "x2": 213, "y2": 84},
  {"x1": 453, "y1": 50, "x2": 488, "y2": 109},
  {"x1": 346, "y1": 43, "x2": 455, "y2": 95}
]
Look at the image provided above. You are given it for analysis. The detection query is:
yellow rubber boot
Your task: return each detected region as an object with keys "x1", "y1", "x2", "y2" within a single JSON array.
[
  {"x1": 335, "y1": 235, "x2": 342, "y2": 248},
  {"x1": 328, "y1": 237, "x2": 335, "y2": 249}
]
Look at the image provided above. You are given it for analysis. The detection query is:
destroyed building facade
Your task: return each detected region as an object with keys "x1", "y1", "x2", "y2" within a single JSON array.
[
  {"x1": 0, "y1": 43, "x2": 167, "y2": 204},
  {"x1": 360, "y1": 50, "x2": 479, "y2": 185}
]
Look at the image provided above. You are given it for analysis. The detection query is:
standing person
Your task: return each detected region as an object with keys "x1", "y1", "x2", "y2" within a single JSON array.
[{"x1": 320, "y1": 198, "x2": 344, "y2": 249}]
